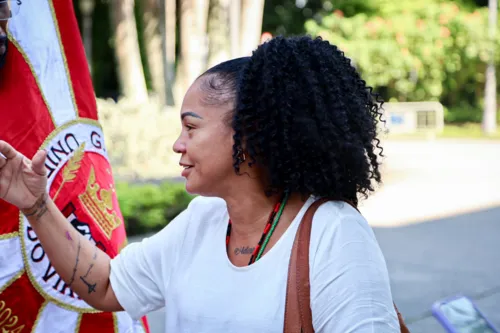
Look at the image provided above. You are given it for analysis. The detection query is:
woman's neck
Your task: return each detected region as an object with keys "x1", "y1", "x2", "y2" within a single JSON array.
[
  {"x1": 225, "y1": 192, "x2": 278, "y2": 238},
  {"x1": 223, "y1": 189, "x2": 307, "y2": 267},
  {"x1": 224, "y1": 190, "x2": 306, "y2": 239}
]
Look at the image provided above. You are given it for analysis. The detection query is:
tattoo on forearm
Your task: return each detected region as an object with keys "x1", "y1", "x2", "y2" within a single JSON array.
[
  {"x1": 80, "y1": 276, "x2": 97, "y2": 294},
  {"x1": 234, "y1": 246, "x2": 255, "y2": 255},
  {"x1": 65, "y1": 231, "x2": 72, "y2": 241},
  {"x1": 68, "y1": 237, "x2": 81, "y2": 286},
  {"x1": 80, "y1": 246, "x2": 98, "y2": 294},
  {"x1": 82, "y1": 246, "x2": 98, "y2": 278},
  {"x1": 34, "y1": 202, "x2": 48, "y2": 220},
  {"x1": 22, "y1": 193, "x2": 48, "y2": 221}
]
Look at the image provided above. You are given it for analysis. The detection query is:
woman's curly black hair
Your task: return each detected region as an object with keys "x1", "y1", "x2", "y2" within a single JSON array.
[{"x1": 202, "y1": 35, "x2": 384, "y2": 204}]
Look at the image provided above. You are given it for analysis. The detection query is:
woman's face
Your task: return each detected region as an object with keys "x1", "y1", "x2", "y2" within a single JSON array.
[{"x1": 173, "y1": 75, "x2": 236, "y2": 196}]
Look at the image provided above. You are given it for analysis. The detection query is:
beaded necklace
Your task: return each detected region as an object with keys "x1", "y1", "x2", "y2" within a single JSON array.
[{"x1": 226, "y1": 191, "x2": 290, "y2": 265}]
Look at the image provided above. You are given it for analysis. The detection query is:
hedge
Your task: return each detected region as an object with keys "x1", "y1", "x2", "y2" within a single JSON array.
[{"x1": 115, "y1": 181, "x2": 195, "y2": 236}]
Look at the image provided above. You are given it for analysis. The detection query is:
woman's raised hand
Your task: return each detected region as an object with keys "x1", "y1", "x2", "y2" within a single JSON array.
[{"x1": 0, "y1": 141, "x2": 48, "y2": 210}]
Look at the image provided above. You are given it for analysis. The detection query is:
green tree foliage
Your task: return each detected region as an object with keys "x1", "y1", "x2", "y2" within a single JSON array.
[
  {"x1": 116, "y1": 181, "x2": 194, "y2": 235},
  {"x1": 305, "y1": 1, "x2": 497, "y2": 122},
  {"x1": 261, "y1": 0, "x2": 486, "y2": 36},
  {"x1": 262, "y1": 0, "x2": 379, "y2": 36},
  {"x1": 76, "y1": 0, "x2": 494, "y2": 123}
]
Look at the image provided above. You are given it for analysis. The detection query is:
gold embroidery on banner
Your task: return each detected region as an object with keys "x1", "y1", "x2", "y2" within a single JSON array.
[
  {"x1": 0, "y1": 269, "x2": 24, "y2": 294},
  {"x1": 0, "y1": 300, "x2": 26, "y2": 333},
  {"x1": 0, "y1": 271, "x2": 26, "y2": 331},
  {"x1": 0, "y1": 232, "x2": 19, "y2": 241},
  {"x1": 79, "y1": 167, "x2": 121, "y2": 240},
  {"x1": 52, "y1": 142, "x2": 86, "y2": 201},
  {"x1": 47, "y1": 0, "x2": 79, "y2": 119},
  {"x1": 74, "y1": 314, "x2": 82, "y2": 333},
  {"x1": 39, "y1": 119, "x2": 103, "y2": 151},
  {"x1": 112, "y1": 313, "x2": 118, "y2": 333},
  {"x1": 18, "y1": 214, "x2": 100, "y2": 313},
  {"x1": 29, "y1": 300, "x2": 49, "y2": 333},
  {"x1": 6, "y1": 33, "x2": 57, "y2": 127},
  {"x1": 116, "y1": 314, "x2": 148, "y2": 333}
]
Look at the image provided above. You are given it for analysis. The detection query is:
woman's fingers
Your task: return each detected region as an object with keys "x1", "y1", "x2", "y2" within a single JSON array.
[
  {"x1": 0, "y1": 141, "x2": 17, "y2": 159},
  {"x1": 31, "y1": 150, "x2": 47, "y2": 176}
]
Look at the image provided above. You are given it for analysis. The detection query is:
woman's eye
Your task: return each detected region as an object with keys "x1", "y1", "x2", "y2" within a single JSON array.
[{"x1": 185, "y1": 125, "x2": 194, "y2": 131}]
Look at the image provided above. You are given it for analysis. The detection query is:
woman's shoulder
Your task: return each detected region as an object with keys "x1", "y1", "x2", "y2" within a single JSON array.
[
  {"x1": 310, "y1": 198, "x2": 379, "y2": 251},
  {"x1": 313, "y1": 199, "x2": 370, "y2": 229}
]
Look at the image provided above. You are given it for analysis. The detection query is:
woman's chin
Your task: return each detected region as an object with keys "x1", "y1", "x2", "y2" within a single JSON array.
[
  {"x1": 184, "y1": 179, "x2": 203, "y2": 195},
  {"x1": 184, "y1": 180, "x2": 219, "y2": 197},
  {"x1": 184, "y1": 181, "x2": 197, "y2": 194}
]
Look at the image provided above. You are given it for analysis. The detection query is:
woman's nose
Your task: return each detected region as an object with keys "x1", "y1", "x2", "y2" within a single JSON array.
[{"x1": 172, "y1": 136, "x2": 186, "y2": 154}]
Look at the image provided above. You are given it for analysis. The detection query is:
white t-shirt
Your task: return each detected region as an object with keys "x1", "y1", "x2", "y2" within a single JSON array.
[{"x1": 109, "y1": 196, "x2": 400, "y2": 332}]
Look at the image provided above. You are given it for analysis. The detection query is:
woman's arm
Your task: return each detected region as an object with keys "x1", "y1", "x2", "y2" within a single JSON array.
[
  {"x1": 24, "y1": 193, "x2": 123, "y2": 312},
  {"x1": 0, "y1": 141, "x2": 122, "y2": 311},
  {"x1": 0, "y1": 137, "x2": 191, "y2": 319}
]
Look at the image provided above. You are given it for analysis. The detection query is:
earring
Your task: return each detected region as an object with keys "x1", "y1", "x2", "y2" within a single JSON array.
[{"x1": 237, "y1": 149, "x2": 246, "y2": 162}]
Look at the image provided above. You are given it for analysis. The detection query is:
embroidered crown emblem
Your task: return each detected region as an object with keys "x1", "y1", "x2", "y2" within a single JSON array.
[{"x1": 79, "y1": 166, "x2": 121, "y2": 239}]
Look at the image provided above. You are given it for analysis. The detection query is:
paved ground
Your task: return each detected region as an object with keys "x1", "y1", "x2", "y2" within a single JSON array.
[
  {"x1": 360, "y1": 139, "x2": 500, "y2": 226},
  {"x1": 375, "y1": 206, "x2": 500, "y2": 332},
  {"x1": 365, "y1": 140, "x2": 500, "y2": 332},
  {"x1": 132, "y1": 139, "x2": 500, "y2": 332}
]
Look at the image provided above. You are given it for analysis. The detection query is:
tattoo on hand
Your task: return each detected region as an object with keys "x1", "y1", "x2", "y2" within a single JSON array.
[
  {"x1": 68, "y1": 237, "x2": 81, "y2": 286},
  {"x1": 234, "y1": 246, "x2": 255, "y2": 255}
]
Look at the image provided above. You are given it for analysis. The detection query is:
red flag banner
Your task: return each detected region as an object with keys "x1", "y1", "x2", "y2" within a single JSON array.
[{"x1": 0, "y1": 1, "x2": 149, "y2": 332}]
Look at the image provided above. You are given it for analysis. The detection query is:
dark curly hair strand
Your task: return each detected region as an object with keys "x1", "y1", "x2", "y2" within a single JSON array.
[{"x1": 202, "y1": 35, "x2": 385, "y2": 205}]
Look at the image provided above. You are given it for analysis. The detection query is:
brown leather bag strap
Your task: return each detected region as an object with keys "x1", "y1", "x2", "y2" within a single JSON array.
[
  {"x1": 284, "y1": 198, "x2": 328, "y2": 333},
  {"x1": 283, "y1": 220, "x2": 302, "y2": 332},
  {"x1": 284, "y1": 198, "x2": 411, "y2": 333}
]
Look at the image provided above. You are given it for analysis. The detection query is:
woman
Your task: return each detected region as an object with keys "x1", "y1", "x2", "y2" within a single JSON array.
[{"x1": 0, "y1": 36, "x2": 400, "y2": 332}]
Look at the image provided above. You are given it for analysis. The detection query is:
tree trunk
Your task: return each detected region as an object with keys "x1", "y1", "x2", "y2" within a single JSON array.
[
  {"x1": 179, "y1": 0, "x2": 209, "y2": 94},
  {"x1": 483, "y1": 0, "x2": 498, "y2": 134},
  {"x1": 207, "y1": 0, "x2": 231, "y2": 68},
  {"x1": 230, "y1": 0, "x2": 241, "y2": 58},
  {"x1": 79, "y1": 0, "x2": 95, "y2": 73},
  {"x1": 164, "y1": 0, "x2": 176, "y2": 106},
  {"x1": 239, "y1": 0, "x2": 265, "y2": 57},
  {"x1": 142, "y1": 0, "x2": 166, "y2": 104},
  {"x1": 110, "y1": 0, "x2": 148, "y2": 103}
]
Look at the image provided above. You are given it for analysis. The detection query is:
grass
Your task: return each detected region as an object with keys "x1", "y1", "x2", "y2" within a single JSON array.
[{"x1": 386, "y1": 123, "x2": 500, "y2": 140}]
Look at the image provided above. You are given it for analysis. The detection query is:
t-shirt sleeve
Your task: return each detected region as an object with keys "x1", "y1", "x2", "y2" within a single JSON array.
[
  {"x1": 109, "y1": 207, "x2": 192, "y2": 320},
  {"x1": 310, "y1": 204, "x2": 400, "y2": 333}
]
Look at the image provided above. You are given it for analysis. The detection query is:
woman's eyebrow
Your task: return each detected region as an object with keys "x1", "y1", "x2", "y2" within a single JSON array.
[{"x1": 181, "y1": 111, "x2": 203, "y2": 120}]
